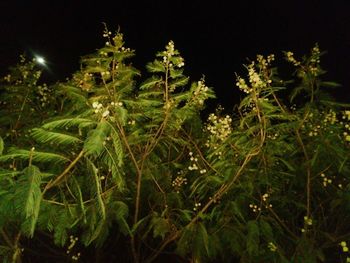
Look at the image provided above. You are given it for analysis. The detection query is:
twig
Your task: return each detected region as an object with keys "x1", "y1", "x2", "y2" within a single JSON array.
[
  {"x1": 0, "y1": 228, "x2": 14, "y2": 248},
  {"x1": 42, "y1": 150, "x2": 85, "y2": 194}
]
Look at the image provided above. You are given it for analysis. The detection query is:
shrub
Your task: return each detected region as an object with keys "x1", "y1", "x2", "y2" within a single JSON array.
[{"x1": 0, "y1": 27, "x2": 349, "y2": 263}]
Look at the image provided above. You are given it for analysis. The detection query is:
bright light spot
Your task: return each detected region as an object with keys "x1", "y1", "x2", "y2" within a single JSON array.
[{"x1": 35, "y1": 56, "x2": 45, "y2": 65}]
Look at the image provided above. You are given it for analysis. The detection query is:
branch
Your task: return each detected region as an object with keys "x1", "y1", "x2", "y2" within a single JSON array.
[{"x1": 42, "y1": 150, "x2": 85, "y2": 194}]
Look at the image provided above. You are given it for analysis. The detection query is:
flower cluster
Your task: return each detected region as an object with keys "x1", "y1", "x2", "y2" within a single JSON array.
[
  {"x1": 262, "y1": 192, "x2": 273, "y2": 209},
  {"x1": 9, "y1": 163, "x2": 17, "y2": 171},
  {"x1": 248, "y1": 63, "x2": 267, "y2": 89},
  {"x1": 236, "y1": 77, "x2": 252, "y2": 94},
  {"x1": 267, "y1": 133, "x2": 279, "y2": 140},
  {"x1": 161, "y1": 41, "x2": 185, "y2": 68},
  {"x1": 323, "y1": 109, "x2": 338, "y2": 125},
  {"x1": 286, "y1": 45, "x2": 321, "y2": 77},
  {"x1": 300, "y1": 112, "x2": 330, "y2": 138},
  {"x1": 285, "y1": 51, "x2": 301, "y2": 66},
  {"x1": 340, "y1": 241, "x2": 349, "y2": 252},
  {"x1": 92, "y1": 101, "x2": 104, "y2": 113},
  {"x1": 262, "y1": 193, "x2": 268, "y2": 201},
  {"x1": 66, "y1": 235, "x2": 81, "y2": 261},
  {"x1": 342, "y1": 111, "x2": 350, "y2": 142},
  {"x1": 256, "y1": 54, "x2": 275, "y2": 71},
  {"x1": 102, "y1": 30, "x2": 112, "y2": 38},
  {"x1": 301, "y1": 215, "x2": 313, "y2": 233},
  {"x1": 194, "y1": 80, "x2": 209, "y2": 96},
  {"x1": 308, "y1": 124, "x2": 321, "y2": 137},
  {"x1": 128, "y1": 119, "x2": 136, "y2": 126},
  {"x1": 172, "y1": 173, "x2": 188, "y2": 193},
  {"x1": 339, "y1": 241, "x2": 350, "y2": 262},
  {"x1": 100, "y1": 70, "x2": 111, "y2": 78},
  {"x1": 304, "y1": 215, "x2": 313, "y2": 226},
  {"x1": 188, "y1": 151, "x2": 198, "y2": 171},
  {"x1": 102, "y1": 136, "x2": 111, "y2": 146},
  {"x1": 36, "y1": 83, "x2": 51, "y2": 107},
  {"x1": 165, "y1": 41, "x2": 175, "y2": 57},
  {"x1": 187, "y1": 152, "x2": 207, "y2": 174},
  {"x1": 249, "y1": 203, "x2": 261, "y2": 213},
  {"x1": 236, "y1": 54, "x2": 273, "y2": 94},
  {"x1": 320, "y1": 173, "x2": 332, "y2": 187},
  {"x1": 189, "y1": 79, "x2": 211, "y2": 107},
  {"x1": 268, "y1": 242, "x2": 277, "y2": 252},
  {"x1": 92, "y1": 100, "x2": 123, "y2": 119},
  {"x1": 3, "y1": 74, "x2": 11, "y2": 82},
  {"x1": 206, "y1": 113, "x2": 232, "y2": 142},
  {"x1": 75, "y1": 72, "x2": 93, "y2": 91},
  {"x1": 249, "y1": 191, "x2": 273, "y2": 213},
  {"x1": 193, "y1": 201, "x2": 202, "y2": 211}
]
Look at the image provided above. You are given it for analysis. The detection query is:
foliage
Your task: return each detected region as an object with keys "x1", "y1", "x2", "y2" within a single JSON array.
[{"x1": 0, "y1": 27, "x2": 350, "y2": 263}]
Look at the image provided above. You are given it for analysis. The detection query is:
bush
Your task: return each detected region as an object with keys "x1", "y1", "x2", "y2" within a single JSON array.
[{"x1": 0, "y1": 27, "x2": 350, "y2": 263}]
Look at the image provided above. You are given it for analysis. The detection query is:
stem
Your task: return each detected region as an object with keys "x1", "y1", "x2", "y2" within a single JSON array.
[
  {"x1": 14, "y1": 89, "x2": 31, "y2": 130},
  {"x1": 11, "y1": 232, "x2": 21, "y2": 263},
  {"x1": 296, "y1": 129, "x2": 311, "y2": 219},
  {"x1": 0, "y1": 228, "x2": 14, "y2": 248},
  {"x1": 43, "y1": 150, "x2": 85, "y2": 194},
  {"x1": 109, "y1": 121, "x2": 142, "y2": 263}
]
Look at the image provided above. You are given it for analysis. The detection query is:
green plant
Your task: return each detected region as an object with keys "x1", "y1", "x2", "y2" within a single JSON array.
[{"x1": 0, "y1": 27, "x2": 349, "y2": 263}]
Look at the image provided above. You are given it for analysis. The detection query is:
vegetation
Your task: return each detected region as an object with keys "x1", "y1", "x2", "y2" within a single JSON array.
[{"x1": 1, "y1": 26, "x2": 350, "y2": 263}]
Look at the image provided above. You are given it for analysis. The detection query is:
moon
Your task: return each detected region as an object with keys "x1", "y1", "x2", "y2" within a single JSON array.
[{"x1": 35, "y1": 56, "x2": 46, "y2": 65}]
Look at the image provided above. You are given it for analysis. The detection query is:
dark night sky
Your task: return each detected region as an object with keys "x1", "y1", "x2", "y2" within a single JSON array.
[{"x1": 1, "y1": 0, "x2": 350, "y2": 107}]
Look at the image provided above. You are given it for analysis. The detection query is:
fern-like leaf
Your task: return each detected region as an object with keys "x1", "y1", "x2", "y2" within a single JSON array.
[
  {"x1": 0, "y1": 148, "x2": 69, "y2": 164},
  {"x1": 86, "y1": 158, "x2": 106, "y2": 220},
  {"x1": 31, "y1": 128, "x2": 82, "y2": 146},
  {"x1": 42, "y1": 117, "x2": 95, "y2": 130},
  {"x1": 14, "y1": 165, "x2": 42, "y2": 237},
  {"x1": 84, "y1": 121, "x2": 110, "y2": 157},
  {"x1": 0, "y1": 136, "x2": 4, "y2": 155}
]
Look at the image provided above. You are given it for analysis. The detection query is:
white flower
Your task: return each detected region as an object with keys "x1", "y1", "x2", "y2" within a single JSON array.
[
  {"x1": 102, "y1": 110, "x2": 110, "y2": 117},
  {"x1": 92, "y1": 102, "x2": 99, "y2": 108}
]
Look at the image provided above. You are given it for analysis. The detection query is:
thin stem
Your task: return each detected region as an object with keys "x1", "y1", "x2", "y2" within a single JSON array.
[
  {"x1": 14, "y1": 88, "x2": 31, "y2": 130},
  {"x1": 43, "y1": 150, "x2": 85, "y2": 194},
  {"x1": 0, "y1": 228, "x2": 14, "y2": 248}
]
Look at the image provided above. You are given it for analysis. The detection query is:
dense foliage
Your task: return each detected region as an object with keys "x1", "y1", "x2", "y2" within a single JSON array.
[{"x1": 1, "y1": 27, "x2": 350, "y2": 263}]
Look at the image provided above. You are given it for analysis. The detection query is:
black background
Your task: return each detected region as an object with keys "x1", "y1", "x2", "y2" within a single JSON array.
[{"x1": 1, "y1": 0, "x2": 350, "y2": 108}]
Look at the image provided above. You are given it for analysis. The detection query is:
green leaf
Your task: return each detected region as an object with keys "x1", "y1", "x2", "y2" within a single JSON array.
[
  {"x1": 53, "y1": 208, "x2": 70, "y2": 246},
  {"x1": 0, "y1": 148, "x2": 69, "y2": 164},
  {"x1": 0, "y1": 136, "x2": 3, "y2": 155},
  {"x1": 320, "y1": 81, "x2": 341, "y2": 88},
  {"x1": 151, "y1": 216, "x2": 170, "y2": 239},
  {"x1": 31, "y1": 128, "x2": 82, "y2": 146},
  {"x1": 259, "y1": 219, "x2": 274, "y2": 240},
  {"x1": 197, "y1": 222, "x2": 209, "y2": 256},
  {"x1": 15, "y1": 165, "x2": 42, "y2": 237},
  {"x1": 319, "y1": 100, "x2": 350, "y2": 108},
  {"x1": 278, "y1": 158, "x2": 296, "y2": 172},
  {"x1": 169, "y1": 76, "x2": 189, "y2": 89},
  {"x1": 246, "y1": 220, "x2": 260, "y2": 256},
  {"x1": 86, "y1": 158, "x2": 106, "y2": 220},
  {"x1": 42, "y1": 118, "x2": 95, "y2": 130},
  {"x1": 84, "y1": 121, "x2": 110, "y2": 157},
  {"x1": 113, "y1": 201, "x2": 129, "y2": 235},
  {"x1": 110, "y1": 128, "x2": 123, "y2": 167},
  {"x1": 114, "y1": 106, "x2": 128, "y2": 126},
  {"x1": 146, "y1": 60, "x2": 165, "y2": 73},
  {"x1": 140, "y1": 76, "x2": 162, "y2": 90},
  {"x1": 176, "y1": 224, "x2": 194, "y2": 256},
  {"x1": 57, "y1": 84, "x2": 87, "y2": 104},
  {"x1": 169, "y1": 68, "x2": 184, "y2": 78},
  {"x1": 72, "y1": 177, "x2": 86, "y2": 223}
]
